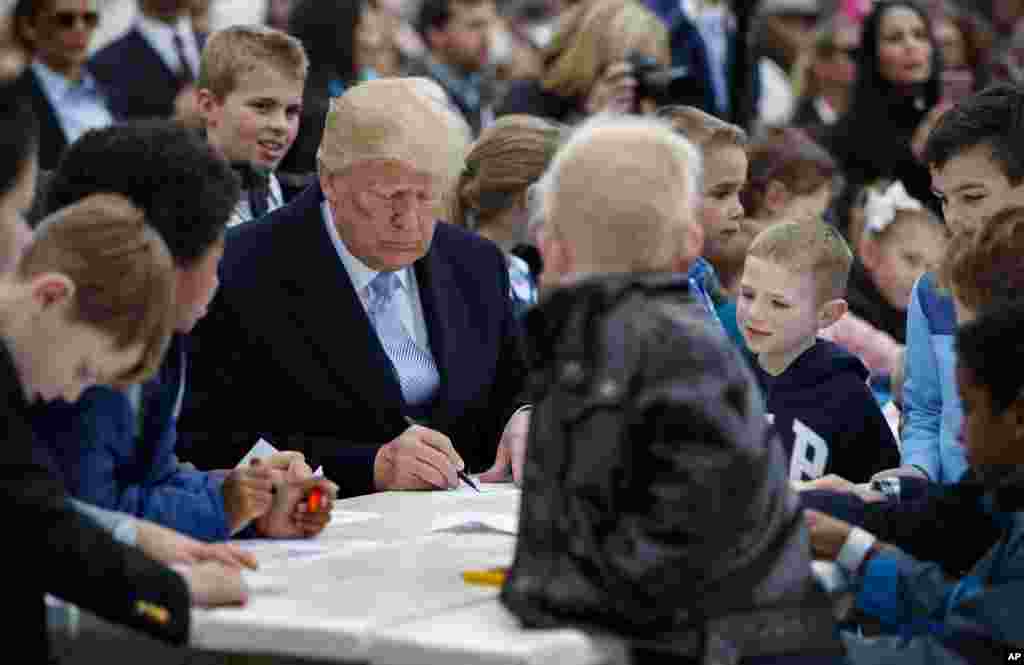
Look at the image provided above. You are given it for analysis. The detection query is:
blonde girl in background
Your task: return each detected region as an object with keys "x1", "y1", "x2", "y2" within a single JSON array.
[{"x1": 450, "y1": 114, "x2": 566, "y2": 316}]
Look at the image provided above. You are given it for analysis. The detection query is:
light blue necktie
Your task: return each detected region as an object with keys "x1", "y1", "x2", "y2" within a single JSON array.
[{"x1": 367, "y1": 271, "x2": 440, "y2": 406}]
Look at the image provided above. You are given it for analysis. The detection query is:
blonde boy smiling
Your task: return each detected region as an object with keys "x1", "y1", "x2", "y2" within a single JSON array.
[
  {"x1": 196, "y1": 25, "x2": 308, "y2": 225},
  {"x1": 737, "y1": 222, "x2": 900, "y2": 482}
]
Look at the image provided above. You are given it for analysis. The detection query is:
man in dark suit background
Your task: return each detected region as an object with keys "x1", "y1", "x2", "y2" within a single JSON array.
[
  {"x1": 179, "y1": 77, "x2": 531, "y2": 497},
  {"x1": 11, "y1": 0, "x2": 117, "y2": 169},
  {"x1": 88, "y1": 0, "x2": 203, "y2": 120}
]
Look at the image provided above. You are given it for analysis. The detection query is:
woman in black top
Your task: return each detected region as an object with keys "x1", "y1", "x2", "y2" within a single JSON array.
[{"x1": 822, "y1": 1, "x2": 942, "y2": 209}]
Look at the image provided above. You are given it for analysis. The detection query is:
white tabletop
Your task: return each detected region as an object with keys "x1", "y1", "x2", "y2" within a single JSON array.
[{"x1": 190, "y1": 482, "x2": 629, "y2": 664}]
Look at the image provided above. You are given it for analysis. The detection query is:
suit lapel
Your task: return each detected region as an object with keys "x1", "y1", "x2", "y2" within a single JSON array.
[
  {"x1": 127, "y1": 28, "x2": 181, "y2": 90},
  {"x1": 277, "y1": 187, "x2": 406, "y2": 415},
  {"x1": 22, "y1": 70, "x2": 68, "y2": 166},
  {"x1": 414, "y1": 233, "x2": 464, "y2": 419}
]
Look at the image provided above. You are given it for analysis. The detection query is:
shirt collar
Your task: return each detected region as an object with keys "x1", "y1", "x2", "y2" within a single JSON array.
[
  {"x1": 423, "y1": 55, "x2": 482, "y2": 109},
  {"x1": 137, "y1": 12, "x2": 192, "y2": 42},
  {"x1": 31, "y1": 60, "x2": 100, "y2": 101},
  {"x1": 320, "y1": 199, "x2": 411, "y2": 296}
]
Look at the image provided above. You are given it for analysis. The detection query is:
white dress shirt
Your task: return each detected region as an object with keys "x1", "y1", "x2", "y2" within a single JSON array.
[
  {"x1": 228, "y1": 173, "x2": 285, "y2": 227},
  {"x1": 136, "y1": 13, "x2": 201, "y2": 79},
  {"x1": 31, "y1": 61, "x2": 114, "y2": 144},
  {"x1": 320, "y1": 201, "x2": 432, "y2": 353}
]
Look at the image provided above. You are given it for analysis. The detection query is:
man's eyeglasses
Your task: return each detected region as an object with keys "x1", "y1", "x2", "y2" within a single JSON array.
[{"x1": 48, "y1": 11, "x2": 100, "y2": 30}]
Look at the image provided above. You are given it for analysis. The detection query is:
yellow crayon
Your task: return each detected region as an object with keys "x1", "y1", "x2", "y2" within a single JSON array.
[{"x1": 461, "y1": 568, "x2": 507, "y2": 587}]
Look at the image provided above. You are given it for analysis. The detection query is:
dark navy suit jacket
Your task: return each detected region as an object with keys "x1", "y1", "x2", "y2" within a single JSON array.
[
  {"x1": 88, "y1": 27, "x2": 205, "y2": 120},
  {"x1": 178, "y1": 184, "x2": 528, "y2": 497}
]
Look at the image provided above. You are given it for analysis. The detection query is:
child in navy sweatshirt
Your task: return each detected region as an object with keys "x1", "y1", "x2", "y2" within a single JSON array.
[{"x1": 736, "y1": 221, "x2": 900, "y2": 482}]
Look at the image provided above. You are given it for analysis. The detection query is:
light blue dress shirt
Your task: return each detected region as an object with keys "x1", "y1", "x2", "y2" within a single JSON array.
[{"x1": 31, "y1": 61, "x2": 114, "y2": 144}]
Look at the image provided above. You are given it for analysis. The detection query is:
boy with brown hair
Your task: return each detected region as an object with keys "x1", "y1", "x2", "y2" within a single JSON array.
[
  {"x1": 196, "y1": 25, "x2": 308, "y2": 225},
  {"x1": 3, "y1": 192, "x2": 246, "y2": 663},
  {"x1": 737, "y1": 221, "x2": 900, "y2": 483}
]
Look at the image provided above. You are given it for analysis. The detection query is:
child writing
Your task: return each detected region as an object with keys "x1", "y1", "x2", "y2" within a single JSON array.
[
  {"x1": 32, "y1": 120, "x2": 337, "y2": 542},
  {"x1": 798, "y1": 206, "x2": 1024, "y2": 584},
  {"x1": 736, "y1": 221, "x2": 900, "y2": 482},
  {"x1": 2, "y1": 191, "x2": 247, "y2": 662},
  {"x1": 807, "y1": 299, "x2": 1024, "y2": 665},
  {"x1": 196, "y1": 25, "x2": 309, "y2": 226}
]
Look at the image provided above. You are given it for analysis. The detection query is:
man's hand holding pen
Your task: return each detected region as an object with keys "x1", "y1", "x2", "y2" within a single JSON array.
[{"x1": 373, "y1": 419, "x2": 467, "y2": 491}]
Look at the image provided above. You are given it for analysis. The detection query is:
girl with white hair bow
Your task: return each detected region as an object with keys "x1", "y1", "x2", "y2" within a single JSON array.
[
  {"x1": 820, "y1": 180, "x2": 947, "y2": 411},
  {"x1": 858, "y1": 180, "x2": 948, "y2": 315}
]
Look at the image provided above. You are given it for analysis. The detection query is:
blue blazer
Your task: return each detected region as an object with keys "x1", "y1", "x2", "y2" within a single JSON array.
[
  {"x1": 177, "y1": 184, "x2": 529, "y2": 497},
  {"x1": 88, "y1": 27, "x2": 205, "y2": 120},
  {"x1": 32, "y1": 335, "x2": 232, "y2": 541}
]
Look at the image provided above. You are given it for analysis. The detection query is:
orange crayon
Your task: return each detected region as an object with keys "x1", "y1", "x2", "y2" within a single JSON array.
[{"x1": 307, "y1": 487, "x2": 325, "y2": 512}]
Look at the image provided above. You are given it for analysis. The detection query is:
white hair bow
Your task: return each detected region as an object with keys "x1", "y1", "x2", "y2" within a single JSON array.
[{"x1": 863, "y1": 181, "x2": 923, "y2": 236}]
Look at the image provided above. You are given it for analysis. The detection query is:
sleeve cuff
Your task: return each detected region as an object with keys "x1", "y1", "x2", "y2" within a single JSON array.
[
  {"x1": 837, "y1": 526, "x2": 877, "y2": 575},
  {"x1": 114, "y1": 517, "x2": 138, "y2": 546}
]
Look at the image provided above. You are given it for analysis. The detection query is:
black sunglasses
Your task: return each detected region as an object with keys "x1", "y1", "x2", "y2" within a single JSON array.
[{"x1": 49, "y1": 10, "x2": 100, "y2": 30}]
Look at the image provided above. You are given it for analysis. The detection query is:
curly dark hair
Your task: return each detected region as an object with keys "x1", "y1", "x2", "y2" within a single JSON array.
[{"x1": 42, "y1": 120, "x2": 240, "y2": 268}]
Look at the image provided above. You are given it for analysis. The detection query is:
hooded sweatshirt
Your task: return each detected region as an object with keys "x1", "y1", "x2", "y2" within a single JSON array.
[{"x1": 752, "y1": 339, "x2": 901, "y2": 483}]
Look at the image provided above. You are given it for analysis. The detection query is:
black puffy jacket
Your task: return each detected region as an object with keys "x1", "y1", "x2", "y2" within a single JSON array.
[{"x1": 502, "y1": 274, "x2": 843, "y2": 664}]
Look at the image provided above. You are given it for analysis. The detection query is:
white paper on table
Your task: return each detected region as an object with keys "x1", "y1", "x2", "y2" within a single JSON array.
[
  {"x1": 237, "y1": 440, "x2": 327, "y2": 478},
  {"x1": 236, "y1": 438, "x2": 279, "y2": 467},
  {"x1": 241, "y1": 571, "x2": 289, "y2": 594},
  {"x1": 234, "y1": 539, "x2": 332, "y2": 567},
  {"x1": 326, "y1": 510, "x2": 382, "y2": 527},
  {"x1": 430, "y1": 511, "x2": 518, "y2": 535},
  {"x1": 440, "y1": 479, "x2": 520, "y2": 498}
]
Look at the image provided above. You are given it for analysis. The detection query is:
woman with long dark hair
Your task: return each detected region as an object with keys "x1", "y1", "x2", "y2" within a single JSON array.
[{"x1": 823, "y1": 1, "x2": 942, "y2": 208}]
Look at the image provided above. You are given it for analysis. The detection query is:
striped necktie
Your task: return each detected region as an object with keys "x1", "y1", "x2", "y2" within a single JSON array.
[{"x1": 366, "y1": 271, "x2": 440, "y2": 406}]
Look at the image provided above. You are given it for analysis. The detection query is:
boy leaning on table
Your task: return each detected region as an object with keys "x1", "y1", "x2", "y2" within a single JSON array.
[
  {"x1": 30, "y1": 120, "x2": 337, "y2": 542},
  {"x1": 3, "y1": 192, "x2": 248, "y2": 663}
]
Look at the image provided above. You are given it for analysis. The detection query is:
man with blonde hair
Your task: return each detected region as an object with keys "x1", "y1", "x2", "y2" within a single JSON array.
[{"x1": 182, "y1": 77, "x2": 532, "y2": 495}]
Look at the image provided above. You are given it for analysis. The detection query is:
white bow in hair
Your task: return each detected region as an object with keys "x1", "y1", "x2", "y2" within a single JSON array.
[{"x1": 863, "y1": 181, "x2": 923, "y2": 236}]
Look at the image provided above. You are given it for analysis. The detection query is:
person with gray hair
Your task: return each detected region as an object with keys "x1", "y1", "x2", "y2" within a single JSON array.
[{"x1": 181, "y1": 76, "x2": 532, "y2": 495}]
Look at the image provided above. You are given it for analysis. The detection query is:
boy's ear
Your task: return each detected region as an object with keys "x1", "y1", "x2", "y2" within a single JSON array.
[
  {"x1": 30, "y1": 273, "x2": 75, "y2": 310},
  {"x1": 194, "y1": 88, "x2": 220, "y2": 123},
  {"x1": 818, "y1": 298, "x2": 847, "y2": 329},
  {"x1": 764, "y1": 180, "x2": 790, "y2": 216}
]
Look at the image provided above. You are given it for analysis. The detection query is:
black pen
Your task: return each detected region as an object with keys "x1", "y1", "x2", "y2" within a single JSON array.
[{"x1": 403, "y1": 416, "x2": 480, "y2": 492}]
